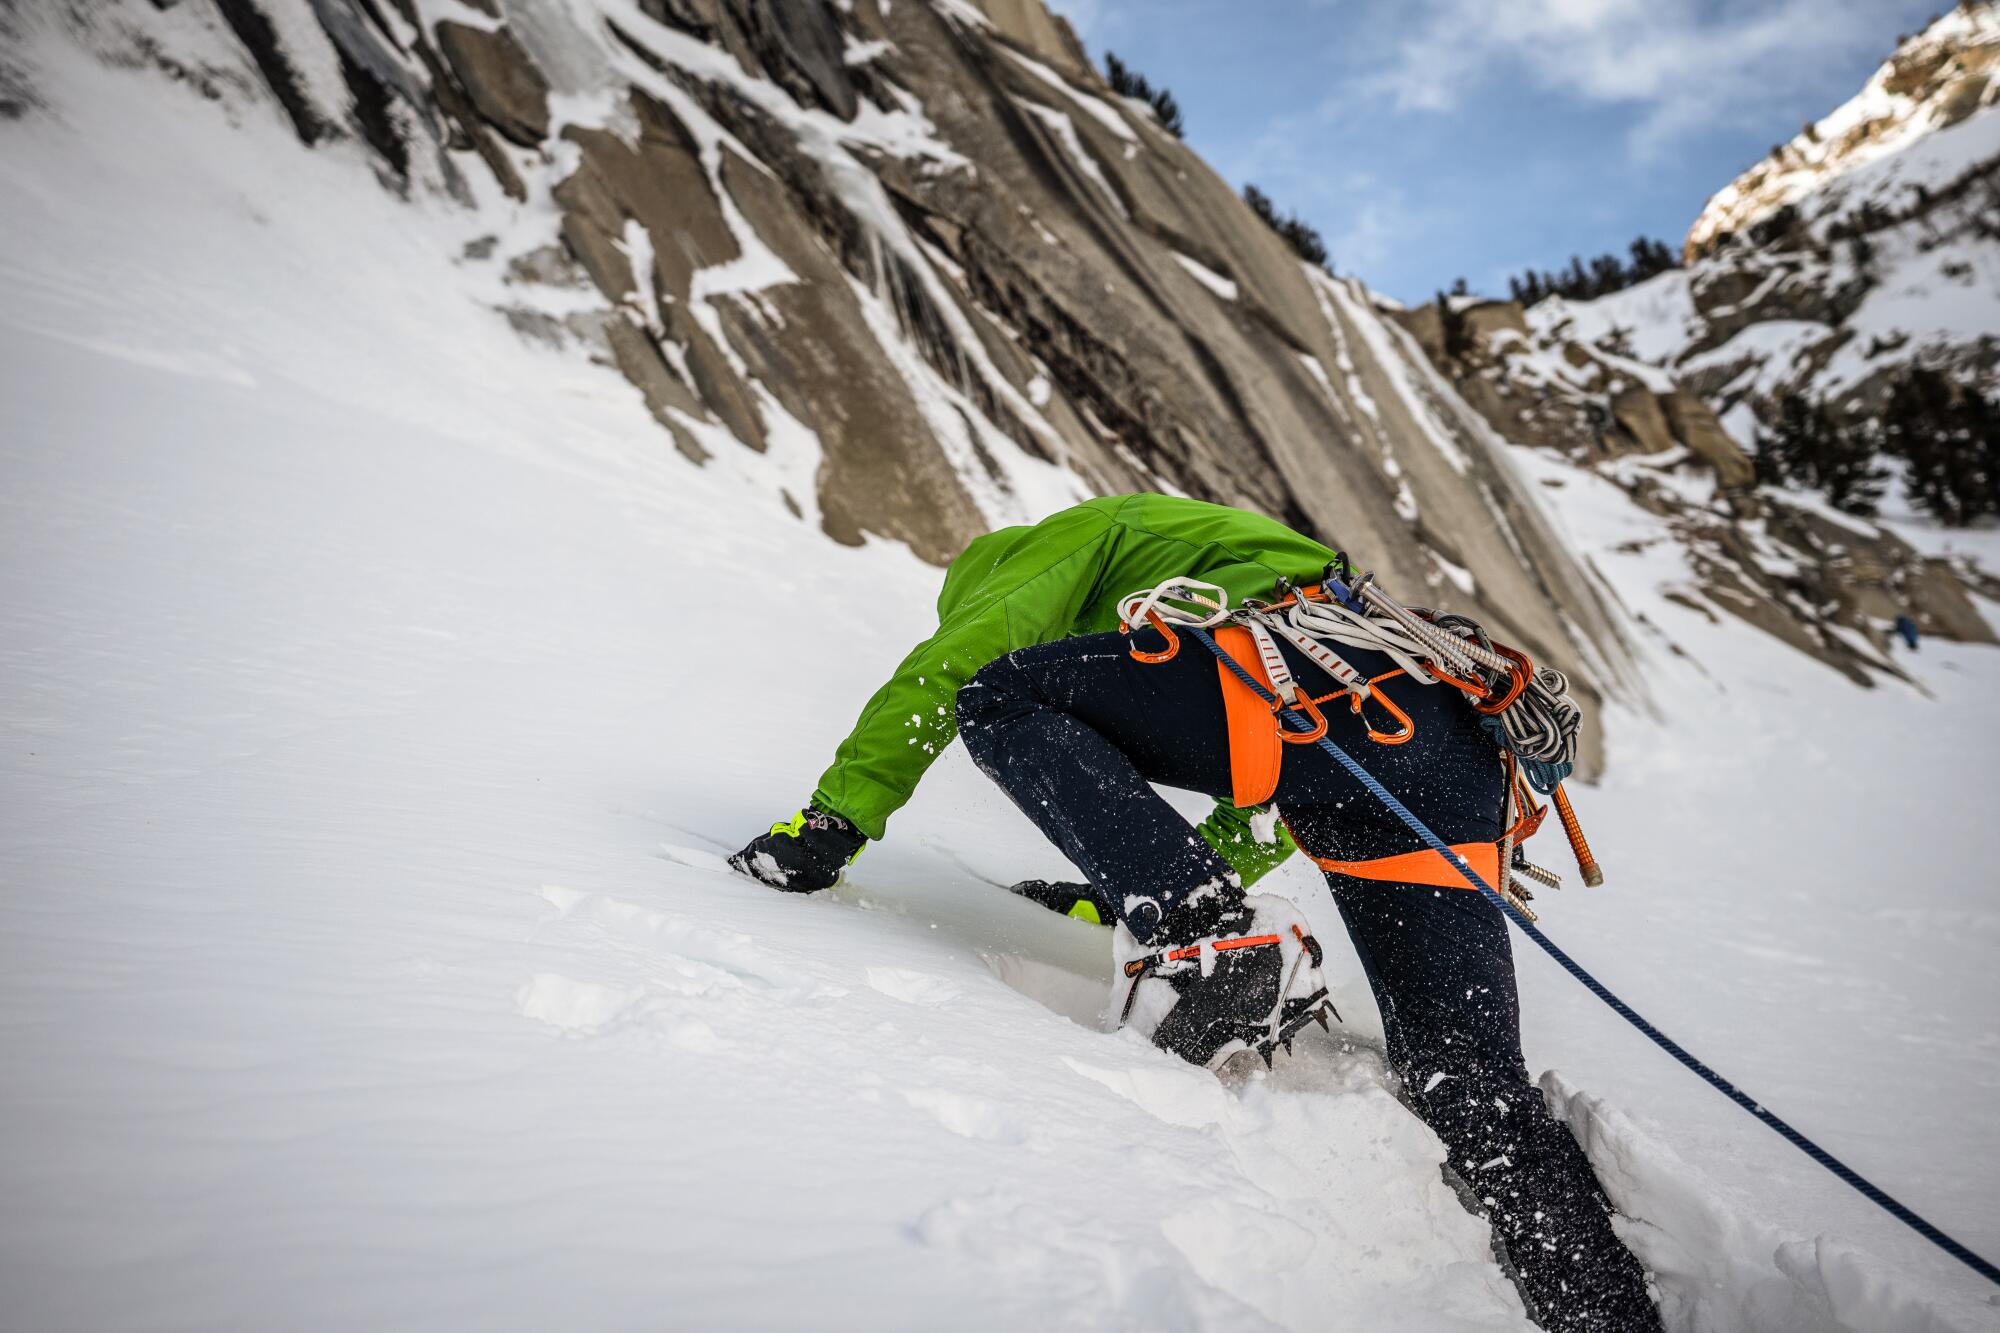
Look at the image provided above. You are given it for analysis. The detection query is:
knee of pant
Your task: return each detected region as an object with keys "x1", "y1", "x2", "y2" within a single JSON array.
[{"x1": 955, "y1": 652, "x2": 1035, "y2": 750}]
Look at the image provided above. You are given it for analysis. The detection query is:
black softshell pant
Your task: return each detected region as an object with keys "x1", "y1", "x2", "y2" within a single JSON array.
[{"x1": 956, "y1": 629, "x2": 1660, "y2": 1333}]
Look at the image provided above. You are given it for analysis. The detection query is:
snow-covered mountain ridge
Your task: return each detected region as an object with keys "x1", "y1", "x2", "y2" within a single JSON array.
[
  {"x1": 1517, "y1": 3, "x2": 2000, "y2": 430},
  {"x1": 1687, "y1": 1, "x2": 2000, "y2": 259},
  {"x1": 16, "y1": 0, "x2": 1990, "y2": 720},
  {"x1": 22, "y1": 0, "x2": 1993, "y2": 772}
]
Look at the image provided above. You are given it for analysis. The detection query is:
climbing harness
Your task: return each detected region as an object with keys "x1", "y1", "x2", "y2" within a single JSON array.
[
  {"x1": 1117, "y1": 567, "x2": 1597, "y2": 911},
  {"x1": 1148, "y1": 609, "x2": 1999, "y2": 1287},
  {"x1": 1119, "y1": 566, "x2": 1582, "y2": 790}
]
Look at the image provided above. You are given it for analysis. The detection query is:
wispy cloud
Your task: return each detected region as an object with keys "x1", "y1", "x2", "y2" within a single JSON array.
[
  {"x1": 1043, "y1": 0, "x2": 1120, "y2": 46},
  {"x1": 1360, "y1": 0, "x2": 1905, "y2": 156}
]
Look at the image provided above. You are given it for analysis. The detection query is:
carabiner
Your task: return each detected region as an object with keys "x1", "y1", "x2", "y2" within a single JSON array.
[
  {"x1": 1473, "y1": 645, "x2": 1533, "y2": 716},
  {"x1": 1277, "y1": 692, "x2": 1329, "y2": 744},
  {"x1": 1353, "y1": 677, "x2": 1415, "y2": 746},
  {"x1": 1125, "y1": 610, "x2": 1181, "y2": 664}
]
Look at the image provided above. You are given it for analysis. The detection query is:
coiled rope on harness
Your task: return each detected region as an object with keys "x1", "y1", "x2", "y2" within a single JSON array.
[
  {"x1": 1177, "y1": 617, "x2": 2000, "y2": 1288},
  {"x1": 1118, "y1": 574, "x2": 1582, "y2": 794}
]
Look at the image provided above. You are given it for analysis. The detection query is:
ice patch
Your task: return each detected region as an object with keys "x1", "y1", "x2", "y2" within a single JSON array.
[{"x1": 1001, "y1": 48, "x2": 1137, "y2": 143}]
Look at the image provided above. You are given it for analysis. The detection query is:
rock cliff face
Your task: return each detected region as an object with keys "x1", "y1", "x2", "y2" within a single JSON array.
[
  {"x1": 1401, "y1": 287, "x2": 1994, "y2": 685},
  {"x1": 11, "y1": 0, "x2": 1992, "y2": 737},
  {"x1": 30, "y1": 0, "x2": 1633, "y2": 716}
]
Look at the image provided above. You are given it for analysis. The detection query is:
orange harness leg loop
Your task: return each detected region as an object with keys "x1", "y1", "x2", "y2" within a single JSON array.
[
  {"x1": 1212, "y1": 625, "x2": 1285, "y2": 807},
  {"x1": 1301, "y1": 841, "x2": 1503, "y2": 893}
]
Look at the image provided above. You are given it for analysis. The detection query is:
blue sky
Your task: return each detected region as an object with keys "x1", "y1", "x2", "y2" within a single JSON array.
[{"x1": 1042, "y1": 0, "x2": 1950, "y2": 303}]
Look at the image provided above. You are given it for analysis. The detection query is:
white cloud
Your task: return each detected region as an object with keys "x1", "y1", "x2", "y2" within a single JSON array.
[
  {"x1": 1364, "y1": 0, "x2": 1911, "y2": 155},
  {"x1": 1041, "y1": 0, "x2": 1119, "y2": 44}
]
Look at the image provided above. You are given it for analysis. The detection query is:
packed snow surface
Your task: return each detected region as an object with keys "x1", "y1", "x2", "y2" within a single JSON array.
[{"x1": 4, "y1": 18, "x2": 2000, "y2": 1333}]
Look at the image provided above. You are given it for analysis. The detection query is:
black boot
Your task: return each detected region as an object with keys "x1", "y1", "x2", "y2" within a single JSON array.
[
  {"x1": 1115, "y1": 894, "x2": 1333, "y2": 1070},
  {"x1": 1007, "y1": 879, "x2": 1119, "y2": 925}
]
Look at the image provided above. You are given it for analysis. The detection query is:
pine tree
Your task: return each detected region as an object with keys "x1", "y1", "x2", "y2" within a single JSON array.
[
  {"x1": 1755, "y1": 393, "x2": 1888, "y2": 516},
  {"x1": 1504, "y1": 238, "x2": 1678, "y2": 306},
  {"x1": 1882, "y1": 369, "x2": 1999, "y2": 525},
  {"x1": 1754, "y1": 393, "x2": 1813, "y2": 488},
  {"x1": 1103, "y1": 53, "x2": 1184, "y2": 137},
  {"x1": 1243, "y1": 184, "x2": 1277, "y2": 229},
  {"x1": 1437, "y1": 290, "x2": 1474, "y2": 362},
  {"x1": 1587, "y1": 254, "x2": 1623, "y2": 298},
  {"x1": 1241, "y1": 184, "x2": 1329, "y2": 269},
  {"x1": 1817, "y1": 409, "x2": 1890, "y2": 516},
  {"x1": 1280, "y1": 217, "x2": 1328, "y2": 267}
]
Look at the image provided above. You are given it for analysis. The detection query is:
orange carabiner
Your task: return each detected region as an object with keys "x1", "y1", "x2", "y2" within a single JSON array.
[
  {"x1": 1277, "y1": 692, "x2": 1329, "y2": 744},
  {"x1": 1474, "y1": 645, "x2": 1533, "y2": 716},
  {"x1": 1125, "y1": 610, "x2": 1181, "y2": 664},
  {"x1": 1353, "y1": 677, "x2": 1415, "y2": 745},
  {"x1": 1426, "y1": 661, "x2": 1490, "y2": 699}
]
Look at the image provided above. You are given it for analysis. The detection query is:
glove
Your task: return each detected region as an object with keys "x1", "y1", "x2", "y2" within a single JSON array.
[{"x1": 729, "y1": 807, "x2": 866, "y2": 893}]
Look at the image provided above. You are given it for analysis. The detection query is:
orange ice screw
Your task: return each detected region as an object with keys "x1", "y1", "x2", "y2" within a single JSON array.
[{"x1": 1552, "y1": 784, "x2": 1604, "y2": 887}]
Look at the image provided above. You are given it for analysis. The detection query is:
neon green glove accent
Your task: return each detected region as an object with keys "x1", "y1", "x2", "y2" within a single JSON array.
[{"x1": 1197, "y1": 802, "x2": 1297, "y2": 886}]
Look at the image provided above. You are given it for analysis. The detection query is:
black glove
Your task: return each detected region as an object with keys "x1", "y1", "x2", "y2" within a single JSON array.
[{"x1": 729, "y1": 807, "x2": 866, "y2": 893}]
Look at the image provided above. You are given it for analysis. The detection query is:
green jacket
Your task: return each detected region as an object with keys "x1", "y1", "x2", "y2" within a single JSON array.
[{"x1": 811, "y1": 495, "x2": 1341, "y2": 884}]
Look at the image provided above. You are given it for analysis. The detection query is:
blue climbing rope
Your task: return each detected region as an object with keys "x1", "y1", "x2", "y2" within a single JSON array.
[{"x1": 1185, "y1": 624, "x2": 2000, "y2": 1288}]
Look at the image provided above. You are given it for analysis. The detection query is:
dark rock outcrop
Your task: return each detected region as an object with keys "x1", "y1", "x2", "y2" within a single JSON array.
[{"x1": 435, "y1": 21, "x2": 550, "y2": 148}]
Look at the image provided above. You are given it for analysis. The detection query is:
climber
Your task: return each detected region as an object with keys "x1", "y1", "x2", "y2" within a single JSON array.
[{"x1": 729, "y1": 494, "x2": 1661, "y2": 1332}]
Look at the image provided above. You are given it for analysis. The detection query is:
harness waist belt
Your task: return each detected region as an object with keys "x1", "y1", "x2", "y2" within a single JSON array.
[{"x1": 1302, "y1": 842, "x2": 1502, "y2": 891}]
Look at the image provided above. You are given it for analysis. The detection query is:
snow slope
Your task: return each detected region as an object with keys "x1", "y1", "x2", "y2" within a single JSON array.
[{"x1": 4, "y1": 20, "x2": 2000, "y2": 1333}]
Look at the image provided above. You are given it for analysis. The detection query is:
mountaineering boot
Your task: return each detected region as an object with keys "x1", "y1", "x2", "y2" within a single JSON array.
[
  {"x1": 1007, "y1": 879, "x2": 1118, "y2": 925},
  {"x1": 1115, "y1": 893, "x2": 1332, "y2": 1070},
  {"x1": 729, "y1": 807, "x2": 866, "y2": 893}
]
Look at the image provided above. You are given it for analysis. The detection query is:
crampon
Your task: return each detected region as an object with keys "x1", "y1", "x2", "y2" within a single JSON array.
[{"x1": 1114, "y1": 894, "x2": 1338, "y2": 1071}]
